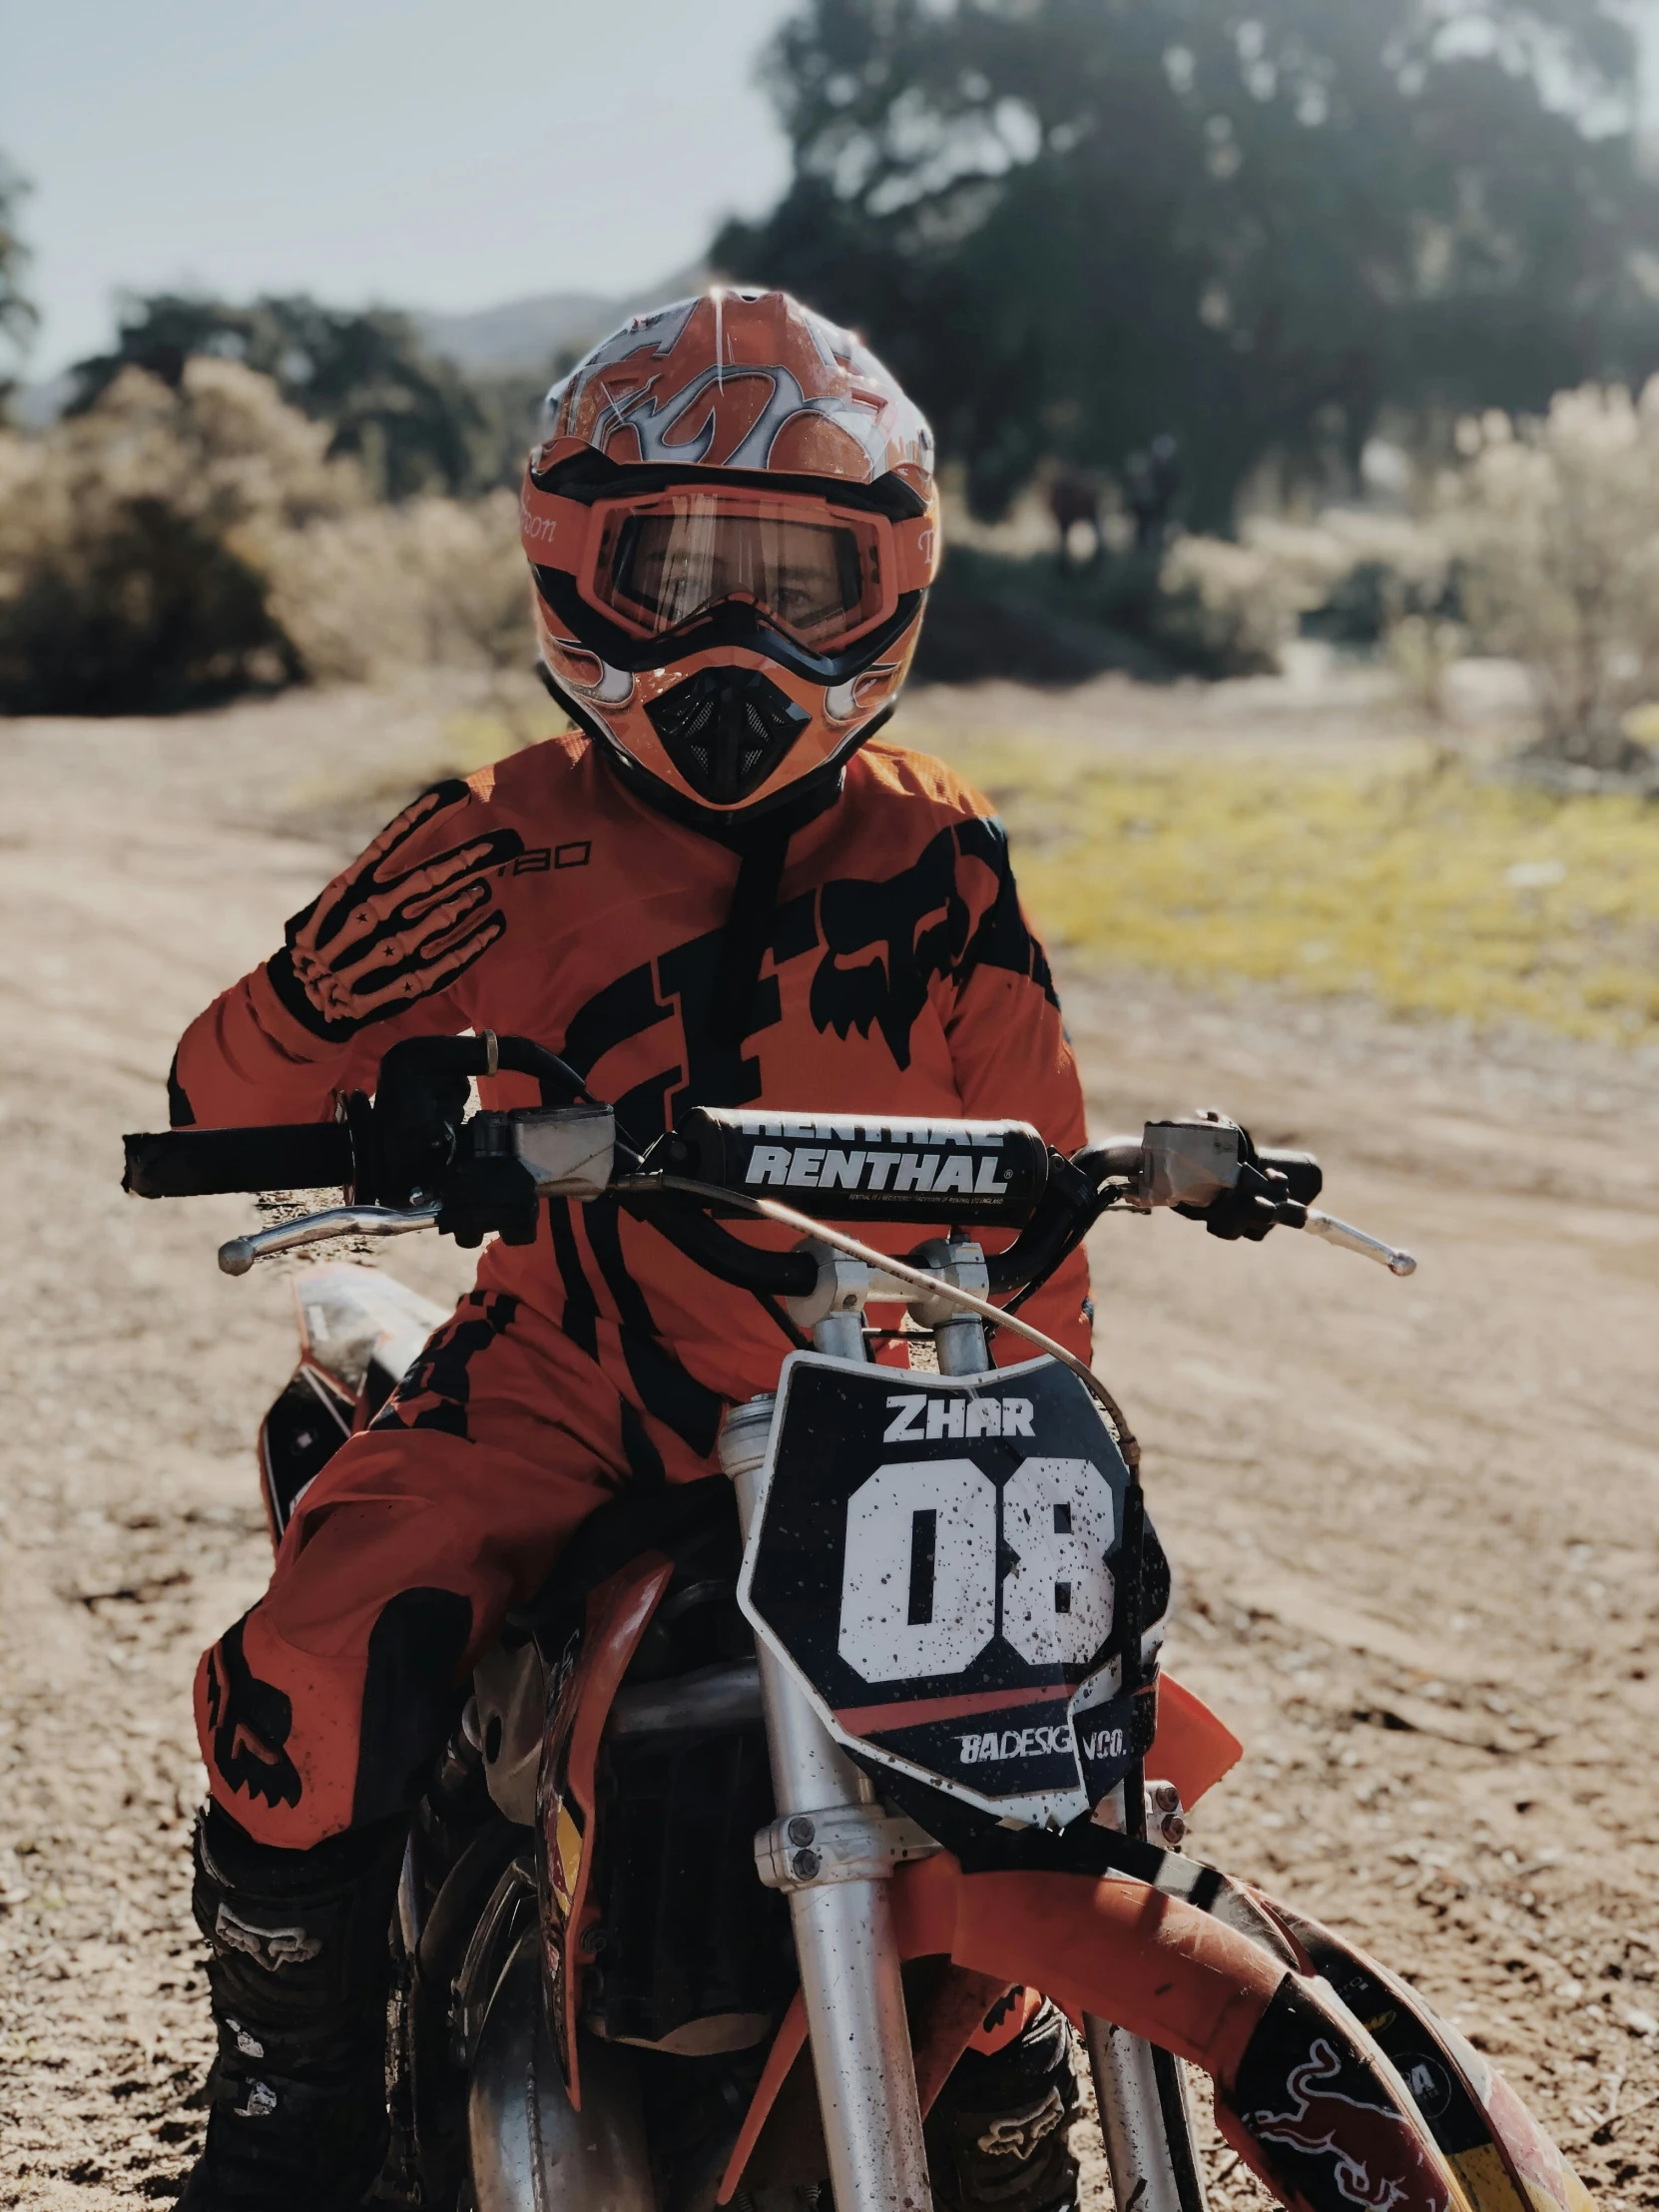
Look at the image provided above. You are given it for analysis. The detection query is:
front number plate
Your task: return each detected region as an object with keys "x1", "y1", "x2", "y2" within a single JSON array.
[{"x1": 739, "y1": 1353, "x2": 1142, "y2": 1827}]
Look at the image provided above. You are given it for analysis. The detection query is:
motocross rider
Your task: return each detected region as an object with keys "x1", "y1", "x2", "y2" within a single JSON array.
[{"x1": 168, "y1": 290, "x2": 1093, "y2": 2212}]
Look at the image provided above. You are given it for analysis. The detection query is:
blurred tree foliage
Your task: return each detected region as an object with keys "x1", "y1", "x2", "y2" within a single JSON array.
[
  {"x1": 0, "y1": 356, "x2": 537, "y2": 716},
  {"x1": 717, "y1": 0, "x2": 1659, "y2": 524},
  {"x1": 69, "y1": 293, "x2": 541, "y2": 501},
  {"x1": 0, "y1": 359, "x2": 345, "y2": 715},
  {"x1": 0, "y1": 154, "x2": 38, "y2": 413}
]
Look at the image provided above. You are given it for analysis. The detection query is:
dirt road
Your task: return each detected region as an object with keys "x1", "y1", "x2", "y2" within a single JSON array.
[{"x1": 3, "y1": 684, "x2": 1658, "y2": 2208}]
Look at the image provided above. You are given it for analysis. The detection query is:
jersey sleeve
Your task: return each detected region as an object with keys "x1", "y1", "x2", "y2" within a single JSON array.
[
  {"x1": 169, "y1": 776, "x2": 527, "y2": 1127},
  {"x1": 945, "y1": 813, "x2": 1092, "y2": 1366}
]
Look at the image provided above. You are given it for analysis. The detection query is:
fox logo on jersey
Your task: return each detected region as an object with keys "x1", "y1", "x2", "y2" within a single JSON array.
[{"x1": 201, "y1": 1617, "x2": 303, "y2": 1813}]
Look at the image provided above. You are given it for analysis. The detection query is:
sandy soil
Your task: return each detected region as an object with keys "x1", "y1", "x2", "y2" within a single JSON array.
[{"x1": 2, "y1": 680, "x2": 1657, "y2": 2209}]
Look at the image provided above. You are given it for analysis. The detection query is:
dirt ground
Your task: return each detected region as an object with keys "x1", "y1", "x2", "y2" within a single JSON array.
[{"x1": 3, "y1": 676, "x2": 1658, "y2": 2209}]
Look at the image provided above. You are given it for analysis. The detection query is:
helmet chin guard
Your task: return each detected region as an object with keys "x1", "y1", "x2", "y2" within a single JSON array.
[
  {"x1": 521, "y1": 288, "x2": 939, "y2": 826},
  {"x1": 645, "y1": 669, "x2": 812, "y2": 808}
]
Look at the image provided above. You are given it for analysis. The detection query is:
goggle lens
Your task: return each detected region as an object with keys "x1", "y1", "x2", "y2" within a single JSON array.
[{"x1": 592, "y1": 494, "x2": 884, "y2": 647}]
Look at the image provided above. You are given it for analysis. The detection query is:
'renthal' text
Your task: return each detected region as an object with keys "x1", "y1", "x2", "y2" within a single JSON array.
[{"x1": 745, "y1": 1145, "x2": 1012, "y2": 1196}]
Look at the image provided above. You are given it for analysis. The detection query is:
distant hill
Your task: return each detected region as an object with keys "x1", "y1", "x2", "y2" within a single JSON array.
[{"x1": 414, "y1": 265, "x2": 708, "y2": 376}]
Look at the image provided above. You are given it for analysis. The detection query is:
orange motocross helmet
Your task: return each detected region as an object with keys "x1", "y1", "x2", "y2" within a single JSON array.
[{"x1": 520, "y1": 289, "x2": 940, "y2": 824}]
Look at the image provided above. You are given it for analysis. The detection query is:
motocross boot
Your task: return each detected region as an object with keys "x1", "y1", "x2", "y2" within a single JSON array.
[
  {"x1": 926, "y1": 1999, "x2": 1081, "y2": 2212},
  {"x1": 179, "y1": 1802, "x2": 407, "y2": 2212}
]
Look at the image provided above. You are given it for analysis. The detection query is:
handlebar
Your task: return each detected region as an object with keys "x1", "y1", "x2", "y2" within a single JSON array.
[
  {"x1": 122, "y1": 1035, "x2": 1415, "y2": 1297},
  {"x1": 123, "y1": 1120, "x2": 354, "y2": 1199}
]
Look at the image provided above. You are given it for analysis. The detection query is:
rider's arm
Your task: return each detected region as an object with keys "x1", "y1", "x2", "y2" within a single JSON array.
[
  {"x1": 945, "y1": 819, "x2": 1092, "y2": 1365},
  {"x1": 168, "y1": 777, "x2": 526, "y2": 1127}
]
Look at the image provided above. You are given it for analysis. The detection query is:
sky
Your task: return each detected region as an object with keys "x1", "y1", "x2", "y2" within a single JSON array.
[
  {"x1": 12, "y1": 1, "x2": 1659, "y2": 380},
  {"x1": 1, "y1": 0, "x2": 799, "y2": 375}
]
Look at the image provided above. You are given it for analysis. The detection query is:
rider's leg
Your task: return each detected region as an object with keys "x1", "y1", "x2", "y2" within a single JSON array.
[
  {"x1": 182, "y1": 1296, "x2": 690, "y2": 2206},
  {"x1": 926, "y1": 1995, "x2": 1081, "y2": 2212},
  {"x1": 197, "y1": 1294, "x2": 682, "y2": 1850}
]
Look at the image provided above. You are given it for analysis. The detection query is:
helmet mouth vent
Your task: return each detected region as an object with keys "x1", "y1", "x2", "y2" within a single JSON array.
[{"x1": 645, "y1": 668, "x2": 812, "y2": 806}]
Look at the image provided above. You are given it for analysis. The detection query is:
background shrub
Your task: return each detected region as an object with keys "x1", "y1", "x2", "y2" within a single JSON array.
[
  {"x1": 1432, "y1": 384, "x2": 1659, "y2": 770},
  {"x1": 0, "y1": 359, "x2": 535, "y2": 715}
]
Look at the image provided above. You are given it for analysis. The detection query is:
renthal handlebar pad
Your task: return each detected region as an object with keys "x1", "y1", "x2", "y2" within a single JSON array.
[
  {"x1": 122, "y1": 1122, "x2": 355, "y2": 1199},
  {"x1": 664, "y1": 1109, "x2": 1050, "y2": 1225}
]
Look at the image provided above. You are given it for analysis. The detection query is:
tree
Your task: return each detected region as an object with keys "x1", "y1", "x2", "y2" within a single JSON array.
[
  {"x1": 0, "y1": 155, "x2": 38, "y2": 412},
  {"x1": 69, "y1": 293, "x2": 503, "y2": 501},
  {"x1": 0, "y1": 359, "x2": 348, "y2": 715},
  {"x1": 717, "y1": 0, "x2": 1659, "y2": 525}
]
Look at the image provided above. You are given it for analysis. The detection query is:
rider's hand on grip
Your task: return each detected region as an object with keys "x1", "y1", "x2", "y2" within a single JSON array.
[
  {"x1": 434, "y1": 1127, "x2": 541, "y2": 1249},
  {"x1": 1190, "y1": 1169, "x2": 1288, "y2": 1242},
  {"x1": 369, "y1": 1047, "x2": 472, "y2": 1208},
  {"x1": 1174, "y1": 1124, "x2": 1295, "y2": 1244}
]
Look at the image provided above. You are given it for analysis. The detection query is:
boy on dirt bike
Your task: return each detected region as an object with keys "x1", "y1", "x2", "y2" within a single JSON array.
[{"x1": 166, "y1": 291, "x2": 1093, "y2": 2212}]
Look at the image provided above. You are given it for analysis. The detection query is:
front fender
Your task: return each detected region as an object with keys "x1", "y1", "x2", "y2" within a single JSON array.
[
  {"x1": 887, "y1": 1853, "x2": 1593, "y2": 2212},
  {"x1": 1247, "y1": 1893, "x2": 1595, "y2": 2212}
]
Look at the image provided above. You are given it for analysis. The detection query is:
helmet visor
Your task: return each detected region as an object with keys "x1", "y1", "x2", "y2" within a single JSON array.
[{"x1": 589, "y1": 491, "x2": 890, "y2": 650}]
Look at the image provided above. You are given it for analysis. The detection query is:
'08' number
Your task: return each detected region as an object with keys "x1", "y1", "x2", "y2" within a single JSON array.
[{"x1": 835, "y1": 1455, "x2": 1115, "y2": 1685}]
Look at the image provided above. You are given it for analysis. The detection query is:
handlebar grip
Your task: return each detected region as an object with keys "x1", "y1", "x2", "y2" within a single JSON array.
[
  {"x1": 123, "y1": 1122, "x2": 355, "y2": 1199},
  {"x1": 1257, "y1": 1149, "x2": 1323, "y2": 1206}
]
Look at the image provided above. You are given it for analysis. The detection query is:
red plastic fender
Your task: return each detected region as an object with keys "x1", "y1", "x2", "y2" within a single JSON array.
[
  {"x1": 724, "y1": 1853, "x2": 1482, "y2": 2212},
  {"x1": 722, "y1": 1856, "x2": 1287, "y2": 2205},
  {"x1": 906, "y1": 1856, "x2": 1487, "y2": 2212},
  {"x1": 537, "y1": 1555, "x2": 675, "y2": 2111},
  {"x1": 890, "y1": 1854, "x2": 1282, "y2": 2083},
  {"x1": 1153, "y1": 1673, "x2": 1244, "y2": 1809}
]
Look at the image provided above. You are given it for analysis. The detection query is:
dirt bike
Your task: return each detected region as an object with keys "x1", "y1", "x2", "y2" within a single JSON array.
[{"x1": 125, "y1": 1033, "x2": 1595, "y2": 2212}]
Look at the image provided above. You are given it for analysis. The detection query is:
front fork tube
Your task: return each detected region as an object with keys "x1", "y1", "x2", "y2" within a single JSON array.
[
  {"x1": 784, "y1": 1862, "x2": 929, "y2": 2212},
  {"x1": 723, "y1": 1399, "x2": 933, "y2": 2212},
  {"x1": 1085, "y1": 2004, "x2": 1209, "y2": 2212}
]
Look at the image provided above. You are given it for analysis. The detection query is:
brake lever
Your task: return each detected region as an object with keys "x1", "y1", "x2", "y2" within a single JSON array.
[
  {"x1": 1295, "y1": 1207, "x2": 1416, "y2": 1277},
  {"x1": 1133, "y1": 1118, "x2": 1414, "y2": 1276},
  {"x1": 1196, "y1": 1177, "x2": 1418, "y2": 1277},
  {"x1": 218, "y1": 1202, "x2": 443, "y2": 1278}
]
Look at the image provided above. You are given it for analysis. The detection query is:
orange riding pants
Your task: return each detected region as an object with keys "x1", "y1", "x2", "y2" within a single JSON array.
[
  {"x1": 193, "y1": 1284, "x2": 1045, "y2": 2063},
  {"x1": 194, "y1": 1287, "x2": 731, "y2": 1852}
]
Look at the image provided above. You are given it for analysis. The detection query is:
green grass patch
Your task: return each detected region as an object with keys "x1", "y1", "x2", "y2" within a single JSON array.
[{"x1": 941, "y1": 736, "x2": 1659, "y2": 1044}]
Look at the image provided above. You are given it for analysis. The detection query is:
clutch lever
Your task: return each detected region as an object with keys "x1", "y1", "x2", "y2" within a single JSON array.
[{"x1": 218, "y1": 1202, "x2": 443, "y2": 1277}]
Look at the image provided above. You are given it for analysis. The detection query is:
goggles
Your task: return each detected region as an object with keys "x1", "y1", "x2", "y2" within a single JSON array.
[{"x1": 522, "y1": 477, "x2": 937, "y2": 660}]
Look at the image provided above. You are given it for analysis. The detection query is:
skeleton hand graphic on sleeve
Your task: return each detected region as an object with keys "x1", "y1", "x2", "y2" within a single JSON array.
[{"x1": 270, "y1": 781, "x2": 525, "y2": 1040}]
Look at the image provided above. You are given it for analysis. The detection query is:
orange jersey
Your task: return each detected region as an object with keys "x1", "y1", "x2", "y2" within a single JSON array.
[{"x1": 172, "y1": 732, "x2": 1091, "y2": 1439}]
